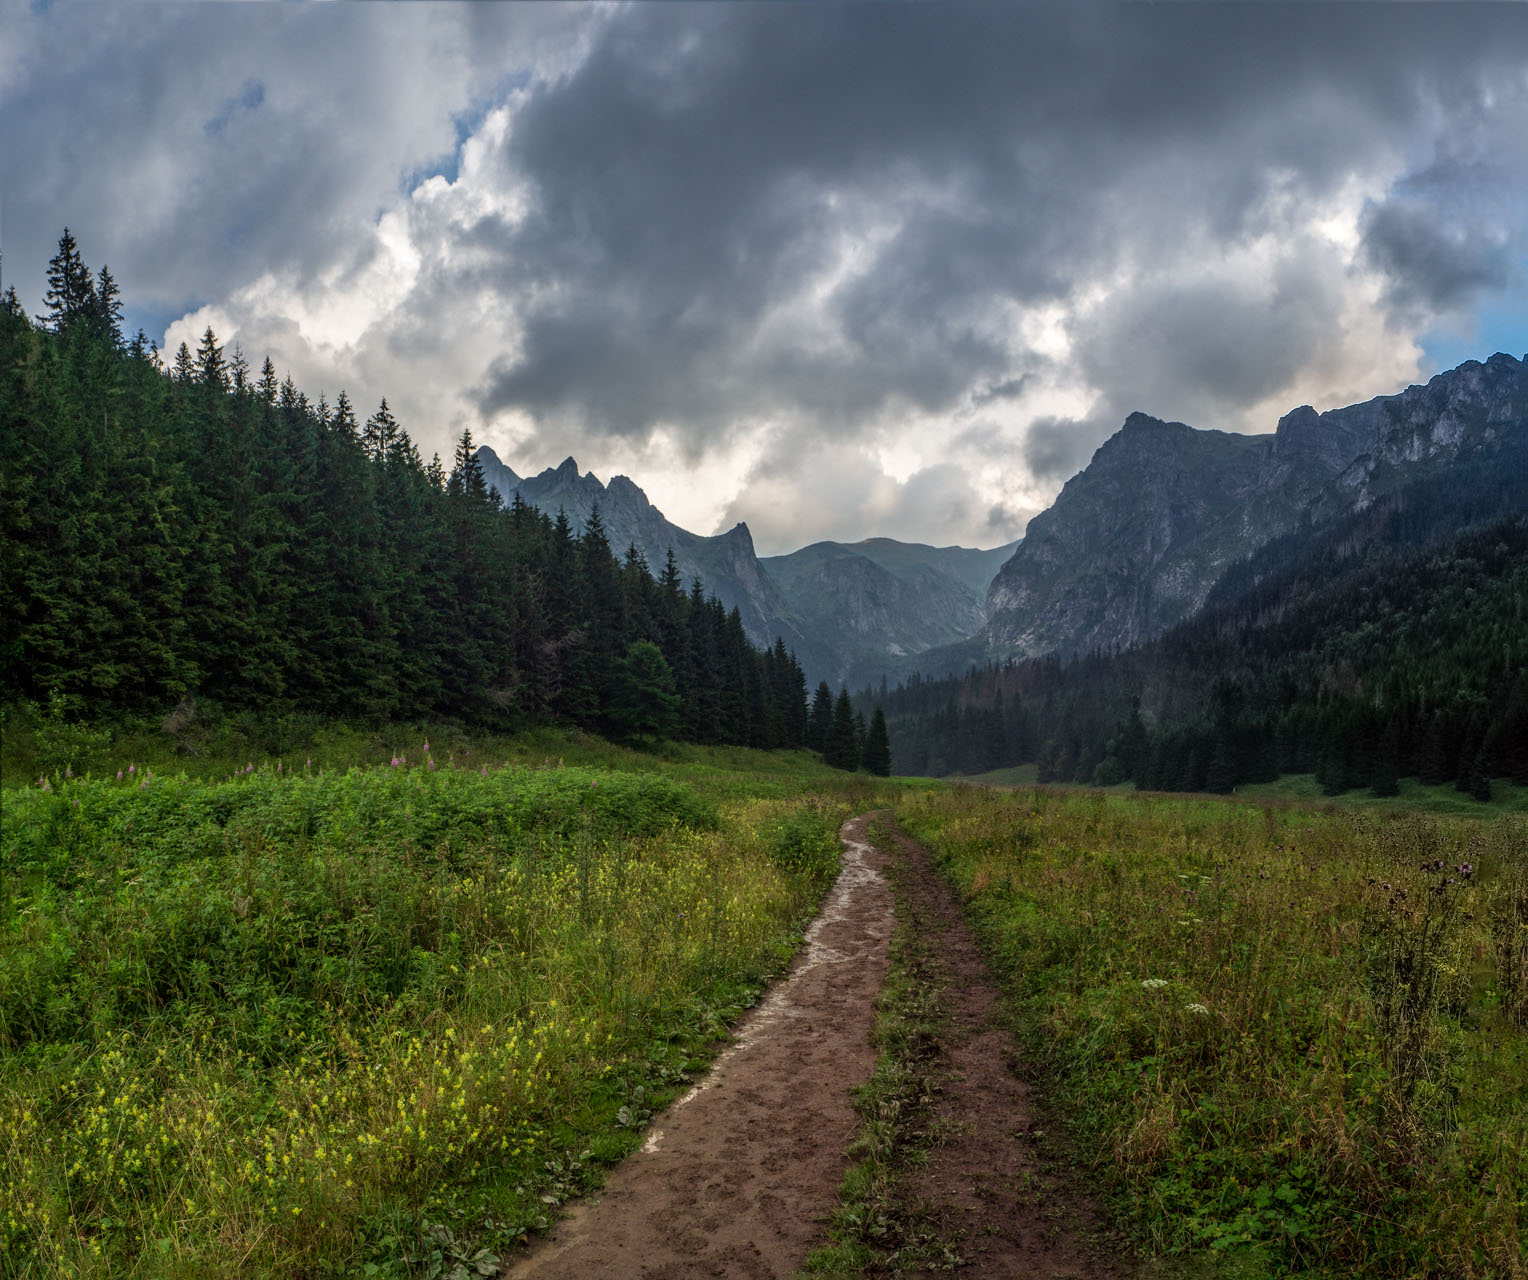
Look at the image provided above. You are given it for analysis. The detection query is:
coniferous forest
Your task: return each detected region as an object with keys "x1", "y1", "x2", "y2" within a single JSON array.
[
  {"x1": 1, "y1": 232, "x2": 813, "y2": 748},
  {"x1": 877, "y1": 496, "x2": 1528, "y2": 800}
]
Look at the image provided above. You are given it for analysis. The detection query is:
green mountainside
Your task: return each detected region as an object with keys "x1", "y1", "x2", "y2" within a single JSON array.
[
  {"x1": 0, "y1": 235, "x2": 810, "y2": 751},
  {"x1": 881, "y1": 453, "x2": 1528, "y2": 799}
]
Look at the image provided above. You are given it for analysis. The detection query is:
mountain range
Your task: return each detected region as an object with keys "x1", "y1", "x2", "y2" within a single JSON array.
[
  {"x1": 982, "y1": 351, "x2": 1527, "y2": 661},
  {"x1": 876, "y1": 352, "x2": 1528, "y2": 790},
  {"x1": 478, "y1": 350, "x2": 1525, "y2": 697},
  {"x1": 474, "y1": 447, "x2": 1017, "y2": 689}
]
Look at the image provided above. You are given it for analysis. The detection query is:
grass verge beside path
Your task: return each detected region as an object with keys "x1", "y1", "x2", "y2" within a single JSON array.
[
  {"x1": 1, "y1": 740, "x2": 870, "y2": 1279},
  {"x1": 897, "y1": 785, "x2": 1528, "y2": 1279},
  {"x1": 806, "y1": 812, "x2": 954, "y2": 1274}
]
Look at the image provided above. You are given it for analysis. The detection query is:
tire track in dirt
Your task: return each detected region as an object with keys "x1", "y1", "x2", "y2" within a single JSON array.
[{"x1": 507, "y1": 815, "x2": 894, "y2": 1280}]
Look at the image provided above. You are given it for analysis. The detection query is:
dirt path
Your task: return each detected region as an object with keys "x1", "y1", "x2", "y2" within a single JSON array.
[
  {"x1": 874, "y1": 817, "x2": 1132, "y2": 1279},
  {"x1": 508, "y1": 813, "x2": 1128, "y2": 1279},
  {"x1": 508, "y1": 815, "x2": 895, "y2": 1279}
]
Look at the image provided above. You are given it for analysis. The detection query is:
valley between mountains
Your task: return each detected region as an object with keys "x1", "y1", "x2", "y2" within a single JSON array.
[
  {"x1": 4, "y1": 244, "x2": 1526, "y2": 1280},
  {"x1": 480, "y1": 351, "x2": 1526, "y2": 694}
]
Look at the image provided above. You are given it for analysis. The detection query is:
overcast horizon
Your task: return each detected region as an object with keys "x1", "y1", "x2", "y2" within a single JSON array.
[{"x1": 5, "y1": 2, "x2": 1527, "y2": 554}]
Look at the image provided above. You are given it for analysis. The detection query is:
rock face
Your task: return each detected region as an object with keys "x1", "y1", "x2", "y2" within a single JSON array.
[
  {"x1": 476, "y1": 447, "x2": 1019, "y2": 687},
  {"x1": 761, "y1": 538, "x2": 1019, "y2": 687},
  {"x1": 986, "y1": 352, "x2": 1528, "y2": 658}
]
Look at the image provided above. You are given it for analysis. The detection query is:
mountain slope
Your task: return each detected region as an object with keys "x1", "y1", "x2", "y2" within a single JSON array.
[
  {"x1": 986, "y1": 352, "x2": 1528, "y2": 659},
  {"x1": 882, "y1": 499, "x2": 1528, "y2": 792},
  {"x1": 480, "y1": 446, "x2": 1018, "y2": 687},
  {"x1": 476, "y1": 447, "x2": 831, "y2": 671},
  {"x1": 760, "y1": 537, "x2": 1018, "y2": 688}
]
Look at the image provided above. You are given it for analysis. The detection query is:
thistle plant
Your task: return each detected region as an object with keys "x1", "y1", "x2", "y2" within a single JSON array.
[
  {"x1": 1360, "y1": 854, "x2": 1473, "y2": 1148},
  {"x1": 1487, "y1": 855, "x2": 1528, "y2": 1027}
]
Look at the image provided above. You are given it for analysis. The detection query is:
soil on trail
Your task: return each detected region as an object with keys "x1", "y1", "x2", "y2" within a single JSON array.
[
  {"x1": 876, "y1": 817, "x2": 1133, "y2": 1279},
  {"x1": 508, "y1": 813, "x2": 1130, "y2": 1279},
  {"x1": 508, "y1": 815, "x2": 895, "y2": 1280}
]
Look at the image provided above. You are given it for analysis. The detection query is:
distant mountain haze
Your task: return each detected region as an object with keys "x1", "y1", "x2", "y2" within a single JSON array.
[
  {"x1": 474, "y1": 446, "x2": 1018, "y2": 688},
  {"x1": 759, "y1": 538, "x2": 1019, "y2": 689},
  {"x1": 474, "y1": 446, "x2": 826, "y2": 672}
]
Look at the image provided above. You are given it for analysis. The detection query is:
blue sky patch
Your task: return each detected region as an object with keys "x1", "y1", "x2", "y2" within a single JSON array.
[{"x1": 205, "y1": 81, "x2": 266, "y2": 138}]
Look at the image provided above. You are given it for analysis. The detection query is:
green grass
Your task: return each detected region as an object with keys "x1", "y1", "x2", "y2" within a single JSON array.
[
  {"x1": 0, "y1": 738, "x2": 874, "y2": 1278},
  {"x1": 806, "y1": 815, "x2": 955, "y2": 1274},
  {"x1": 0, "y1": 698, "x2": 856, "y2": 796},
  {"x1": 947, "y1": 763, "x2": 1526, "y2": 814},
  {"x1": 956, "y1": 763, "x2": 1038, "y2": 787},
  {"x1": 1237, "y1": 773, "x2": 1528, "y2": 817},
  {"x1": 897, "y1": 786, "x2": 1528, "y2": 1279}
]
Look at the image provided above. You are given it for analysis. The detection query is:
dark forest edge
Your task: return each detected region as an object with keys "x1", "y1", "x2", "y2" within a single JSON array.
[
  {"x1": 1, "y1": 231, "x2": 893, "y2": 779},
  {"x1": 867, "y1": 484, "x2": 1528, "y2": 807}
]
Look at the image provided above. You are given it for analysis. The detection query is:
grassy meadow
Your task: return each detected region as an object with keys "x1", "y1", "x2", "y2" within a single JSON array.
[
  {"x1": 1, "y1": 729, "x2": 881, "y2": 1278},
  {"x1": 897, "y1": 785, "x2": 1528, "y2": 1278},
  {"x1": 6, "y1": 705, "x2": 1527, "y2": 1279}
]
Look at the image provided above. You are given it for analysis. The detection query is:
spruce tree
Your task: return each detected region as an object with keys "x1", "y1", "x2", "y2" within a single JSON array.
[
  {"x1": 608, "y1": 640, "x2": 680, "y2": 740},
  {"x1": 825, "y1": 688, "x2": 859, "y2": 770},
  {"x1": 40, "y1": 228, "x2": 95, "y2": 334},
  {"x1": 196, "y1": 327, "x2": 227, "y2": 390},
  {"x1": 92, "y1": 265, "x2": 123, "y2": 347},
  {"x1": 808, "y1": 681, "x2": 833, "y2": 753},
  {"x1": 862, "y1": 705, "x2": 892, "y2": 776}
]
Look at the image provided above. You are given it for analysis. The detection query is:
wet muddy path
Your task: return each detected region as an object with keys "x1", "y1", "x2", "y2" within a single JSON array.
[
  {"x1": 509, "y1": 815, "x2": 894, "y2": 1279},
  {"x1": 508, "y1": 813, "x2": 1127, "y2": 1279}
]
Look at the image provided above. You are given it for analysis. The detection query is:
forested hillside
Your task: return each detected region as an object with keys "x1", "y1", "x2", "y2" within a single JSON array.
[
  {"x1": 1, "y1": 232, "x2": 810, "y2": 747},
  {"x1": 880, "y1": 486, "x2": 1528, "y2": 799}
]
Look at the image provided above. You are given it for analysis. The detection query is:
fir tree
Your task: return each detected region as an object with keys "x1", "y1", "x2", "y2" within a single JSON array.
[
  {"x1": 825, "y1": 688, "x2": 859, "y2": 770},
  {"x1": 196, "y1": 327, "x2": 227, "y2": 390},
  {"x1": 862, "y1": 706, "x2": 892, "y2": 776},
  {"x1": 40, "y1": 228, "x2": 95, "y2": 334},
  {"x1": 808, "y1": 681, "x2": 833, "y2": 753},
  {"x1": 92, "y1": 265, "x2": 123, "y2": 347},
  {"x1": 608, "y1": 640, "x2": 680, "y2": 740}
]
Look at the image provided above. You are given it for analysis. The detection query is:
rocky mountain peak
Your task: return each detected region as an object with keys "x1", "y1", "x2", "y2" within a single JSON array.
[
  {"x1": 985, "y1": 353, "x2": 1528, "y2": 661},
  {"x1": 720, "y1": 521, "x2": 755, "y2": 551}
]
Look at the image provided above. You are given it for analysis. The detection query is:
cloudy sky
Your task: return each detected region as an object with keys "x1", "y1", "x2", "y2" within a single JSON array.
[{"x1": 5, "y1": 2, "x2": 1527, "y2": 552}]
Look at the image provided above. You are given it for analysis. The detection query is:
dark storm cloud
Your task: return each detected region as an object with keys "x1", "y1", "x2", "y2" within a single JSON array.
[
  {"x1": 467, "y1": 2, "x2": 1528, "y2": 450},
  {"x1": 0, "y1": 4, "x2": 582, "y2": 314},
  {"x1": 7, "y1": 2, "x2": 1528, "y2": 546},
  {"x1": 1362, "y1": 199, "x2": 1515, "y2": 313},
  {"x1": 1024, "y1": 416, "x2": 1102, "y2": 484}
]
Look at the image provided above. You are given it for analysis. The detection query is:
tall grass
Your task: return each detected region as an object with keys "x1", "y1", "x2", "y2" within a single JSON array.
[
  {"x1": 898, "y1": 786, "x2": 1527, "y2": 1278},
  {"x1": 1, "y1": 754, "x2": 853, "y2": 1278}
]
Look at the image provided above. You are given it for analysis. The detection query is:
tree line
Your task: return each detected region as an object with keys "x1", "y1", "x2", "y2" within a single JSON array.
[
  {"x1": 3, "y1": 230, "x2": 830, "y2": 751},
  {"x1": 872, "y1": 460, "x2": 1528, "y2": 801}
]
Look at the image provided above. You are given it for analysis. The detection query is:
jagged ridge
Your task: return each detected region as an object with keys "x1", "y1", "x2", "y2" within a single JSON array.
[{"x1": 985, "y1": 352, "x2": 1528, "y2": 659}]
